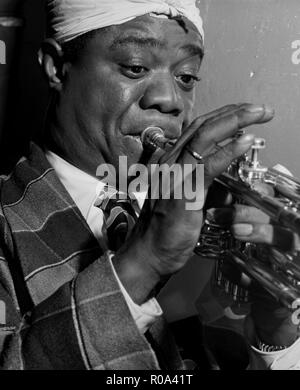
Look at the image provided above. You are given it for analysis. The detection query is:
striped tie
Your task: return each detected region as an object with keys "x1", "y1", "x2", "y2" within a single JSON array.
[
  {"x1": 95, "y1": 186, "x2": 182, "y2": 369},
  {"x1": 95, "y1": 186, "x2": 138, "y2": 251}
]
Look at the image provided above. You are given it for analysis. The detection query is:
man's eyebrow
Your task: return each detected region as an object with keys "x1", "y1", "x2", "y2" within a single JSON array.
[
  {"x1": 109, "y1": 36, "x2": 204, "y2": 60},
  {"x1": 110, "y1": 36, "x2": 166, "y2": 50},
  {"x1": 180, "y1": 44, "x2": 204, "y2": 60}
]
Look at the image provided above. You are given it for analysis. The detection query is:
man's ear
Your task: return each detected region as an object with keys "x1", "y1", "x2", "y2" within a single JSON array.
[{"x1": 38, "y1": 38, "x2": 67, "y2": 91}]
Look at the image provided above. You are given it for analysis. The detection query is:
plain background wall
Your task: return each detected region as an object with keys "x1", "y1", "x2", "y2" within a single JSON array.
[
  {"x1": 0, "y1": 0, "x2": 47, "y2": 171},
  {"x1": 195, "y1": 0, "x2": 300, "y2": 176},
  {"x1": 0, "y1": 0, "x2": 300, "y2": 321}
]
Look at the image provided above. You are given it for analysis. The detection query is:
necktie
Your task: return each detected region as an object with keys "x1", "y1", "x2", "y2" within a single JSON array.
[
  {"x1": 95, "y1": 186, "x2": 138, "y2": 251},
  {"x1": 95, "y1": 186, "x2": 181, "y2": 369}
]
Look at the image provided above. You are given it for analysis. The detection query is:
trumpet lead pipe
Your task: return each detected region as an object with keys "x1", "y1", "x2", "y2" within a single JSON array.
[{"x1": 230, "y1": 250, "x2": 300, "y2": 310}]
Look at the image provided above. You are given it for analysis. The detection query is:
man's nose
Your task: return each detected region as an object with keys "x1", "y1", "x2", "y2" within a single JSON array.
[{"x1": 140, "y1": 73, "x2": 184, "y2": 116}]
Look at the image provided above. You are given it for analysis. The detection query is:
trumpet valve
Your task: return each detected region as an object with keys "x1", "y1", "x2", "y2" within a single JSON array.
[
  {"x1": 250, "y1": 138, "x2": 266, "y2": 168},
  {"x1": 238, "y1": 137, "x2": 268, "y2": 183}
]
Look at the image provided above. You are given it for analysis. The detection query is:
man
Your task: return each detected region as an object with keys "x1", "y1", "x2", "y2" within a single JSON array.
[{"x1": 0, "y1": 0, "x2": 299, "y2": 370}]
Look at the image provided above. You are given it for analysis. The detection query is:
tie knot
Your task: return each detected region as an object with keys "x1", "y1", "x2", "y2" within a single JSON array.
[{"x1": 95, "y1": 185, "x2": 139, "y2": 251}]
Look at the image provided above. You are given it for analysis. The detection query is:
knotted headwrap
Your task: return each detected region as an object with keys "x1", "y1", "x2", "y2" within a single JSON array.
[{"x1": 47, "y1": 0, "x2": 204, "y2": 44}]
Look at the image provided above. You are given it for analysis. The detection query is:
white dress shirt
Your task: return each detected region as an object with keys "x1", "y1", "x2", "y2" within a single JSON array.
[{"x1": 46, "y1": 150, "x2": 162, "y2": 335}]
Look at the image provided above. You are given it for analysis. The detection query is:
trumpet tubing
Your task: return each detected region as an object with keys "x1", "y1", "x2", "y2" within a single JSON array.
[
  {"x1": 141, "y1": 126, "x2": 300, "y2": 311},
  {"x1": 216, "y1": 172, "x2": 300, "y2": 236}
]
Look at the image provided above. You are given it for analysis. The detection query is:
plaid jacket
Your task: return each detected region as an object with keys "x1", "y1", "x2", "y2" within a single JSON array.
[{"x1": 0, "y1": 143, "x2": 183, "y2": 370}]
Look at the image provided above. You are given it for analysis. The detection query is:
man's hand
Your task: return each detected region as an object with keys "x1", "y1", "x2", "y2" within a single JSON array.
[
  {"x1": 113, "y1": 103, "x2": 274, "y2": 304},
  {"x1": 233, "y1": 205, "x2": 300, "y2": 347},
  {"x1": 213, "y1": 201, "x2": 300, "y2": 347}
]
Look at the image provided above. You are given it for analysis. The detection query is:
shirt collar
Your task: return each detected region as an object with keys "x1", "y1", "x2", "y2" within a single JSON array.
[{"x1": 45, "y1": 150, "x2": 147, "y2": 218}]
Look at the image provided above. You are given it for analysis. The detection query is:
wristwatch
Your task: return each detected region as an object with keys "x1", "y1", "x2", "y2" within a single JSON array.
[{"x1": 257, "y1": 339, "x2": 287, "y2": 352}]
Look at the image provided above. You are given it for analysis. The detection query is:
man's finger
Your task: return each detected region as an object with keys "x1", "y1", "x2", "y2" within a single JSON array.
[
  {"x1": 203, "y1": 134, "x2": 255, "y2": 182},
  {"x1": 189, "y1": 104, "x2": 274, "y2": 155},
  {"x1": 160, "y1": 104, "x2": 240, "y2": 164},
  {"x1": 211, "y1": 205, "x2": 270, "y2": 225},
  {"x1": 232, "y1": 223, "x2": 298, "y2": 252},
  {"x1": 161, "y1": 103, "x2": 274, "y2": 165},
  {"x1": 234, "y1": 205, "x2": 270, "y2": 224}
]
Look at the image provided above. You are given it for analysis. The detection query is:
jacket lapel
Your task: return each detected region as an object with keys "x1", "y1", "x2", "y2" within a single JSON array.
[
  {"x1": 1, "y1": 143, "x2": 103, "y2": 307},
  {"x1": 1, "y1": 143, "x2": 184, "y2": 369}
]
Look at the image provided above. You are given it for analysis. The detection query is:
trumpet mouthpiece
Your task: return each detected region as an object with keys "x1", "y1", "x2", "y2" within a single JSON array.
[
  {"x1": 141, "y1": 126, "x2": 177, "y2": 153},
  {"x1": 141, "y1": 126, "x2": 165, "y2": 148}
]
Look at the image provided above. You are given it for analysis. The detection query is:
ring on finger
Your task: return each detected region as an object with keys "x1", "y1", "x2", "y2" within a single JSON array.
[{"x1": 185, "y1": 145, "x2": 204, "y2": 164}]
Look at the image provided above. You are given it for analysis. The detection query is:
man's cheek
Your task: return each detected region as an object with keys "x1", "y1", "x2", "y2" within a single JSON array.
[{"x1": 103, "y1": 88, "x2": 134, "y2": 120}]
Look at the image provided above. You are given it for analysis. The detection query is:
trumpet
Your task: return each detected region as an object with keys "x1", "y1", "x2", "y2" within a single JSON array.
[{"x1": 141, "y1": 127, "x2": 300, "y2": 311}]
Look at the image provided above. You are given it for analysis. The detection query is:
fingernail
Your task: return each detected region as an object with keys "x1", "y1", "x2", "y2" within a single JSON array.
[
  {"x1": 245, "y1": 105, "x2": 264, "y2": 113},
  {"x1": 262, "y1": 104, "x2": 275, "y2": 116},
  {"x1": 236, "y1": 134, "x2": 255, "y2": 144},
  {"x1": 232, "y1": 223, "x2": 253, "y2": 236}
]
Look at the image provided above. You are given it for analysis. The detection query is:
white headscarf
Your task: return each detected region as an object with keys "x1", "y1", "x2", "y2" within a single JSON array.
[{"x1": 47, "y1": 0, "x2": 204, "y2": 43}]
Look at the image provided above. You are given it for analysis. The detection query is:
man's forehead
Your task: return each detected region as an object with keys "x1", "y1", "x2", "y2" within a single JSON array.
[{"x1": 105, "y1": 15, "x2": 204, "y2": 51}]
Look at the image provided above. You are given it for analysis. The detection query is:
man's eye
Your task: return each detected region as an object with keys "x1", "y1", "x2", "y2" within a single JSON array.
[
  {"x1": 121, "y1": 65, "x2": 148, "y2": 78},
  {"x1": 176, "y1": 74, "x2": 201, "y2": 89}
]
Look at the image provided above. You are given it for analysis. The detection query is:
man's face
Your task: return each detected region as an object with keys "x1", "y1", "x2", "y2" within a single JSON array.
[{"x1": 61, "y1": 14, "x2": 203, "y2": 174}]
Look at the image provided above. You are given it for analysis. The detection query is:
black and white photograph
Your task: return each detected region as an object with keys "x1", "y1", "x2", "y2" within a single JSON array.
[{"x1": 0, "y1": 0, "x2": 300, "y2": 375}]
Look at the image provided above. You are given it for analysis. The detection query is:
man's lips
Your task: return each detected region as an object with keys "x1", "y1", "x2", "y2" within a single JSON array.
[
  {"x1": 122, "y1": 119, "x2": 182, "y2": 140},
  {"x1": 126, "y1": 133, "x2": 177, "y2": 163},
  {"x1": 125, "y1": 134, "x2": 143, "y2": 145}
]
